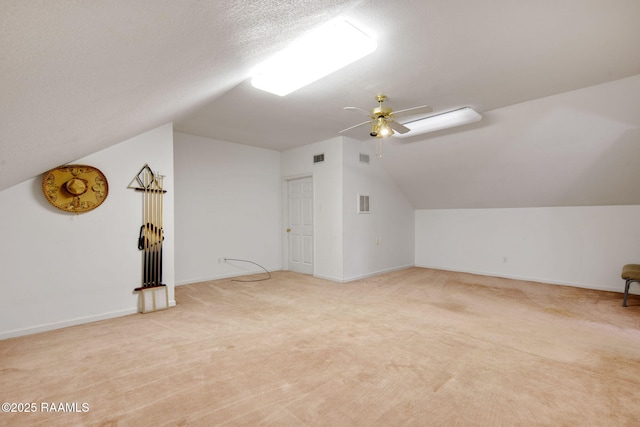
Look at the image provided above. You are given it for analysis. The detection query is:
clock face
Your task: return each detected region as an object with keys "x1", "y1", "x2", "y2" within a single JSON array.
[{"x1": 42, "y1": 165, "x2": 108, "y2": 213}]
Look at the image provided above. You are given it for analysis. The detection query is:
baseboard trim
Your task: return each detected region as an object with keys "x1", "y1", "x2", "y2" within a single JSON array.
[
  {"x1": 313, "y1": 265, "x2": 415, "y2": 283},
  {"x1": 176, "y1": 268, "x2": 281, "y2": 286},
  {"x1": 0, "y1": 307, "x2": 137, "y2": 340},
  {"x1": 414, "y1": 263, "x2": 625, "y2": 294},
  {"x1": 1, "y1": 299, "x2": 178, "y2": 341},
  {"x1": 313, "y1": 273, "x2": 346, "y2": 283},
  {"x1": 342, "y1": 264, "x2": 415, "y2": 283}
]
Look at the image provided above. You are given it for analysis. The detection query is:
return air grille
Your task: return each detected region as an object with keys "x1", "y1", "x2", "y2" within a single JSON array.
[{"x1": 358, "y1": 194, "x2": 370, "y2": 213}]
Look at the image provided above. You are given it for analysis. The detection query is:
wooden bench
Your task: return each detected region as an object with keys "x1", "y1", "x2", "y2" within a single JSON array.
[{"x1": 622, "y1": 264, "x2": 640, "y2": 307}]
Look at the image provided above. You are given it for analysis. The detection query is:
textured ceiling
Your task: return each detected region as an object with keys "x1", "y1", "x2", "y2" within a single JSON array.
[{"x1": 2, "y1": 0, "x2": 640, "y2": 208}]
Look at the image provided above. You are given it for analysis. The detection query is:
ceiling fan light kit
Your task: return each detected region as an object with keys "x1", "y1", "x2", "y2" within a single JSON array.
[
  {"x1": 393, "y1": 107, "x2": 482, "y2": 138},
  {"x1": 251, "y1": 19, "x2": 377, "y2": 96},
  {"x1": 340, "y1": 94, "x2": 432, "y2": 137},
  {"x1": 371, "y1": 116, "x2": 393, "y2": 138}
]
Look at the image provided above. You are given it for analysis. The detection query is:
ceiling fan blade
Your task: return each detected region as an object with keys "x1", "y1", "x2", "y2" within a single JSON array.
[
  {"x1": 393, "y1": 104, "x2": 433, "y2": 117},
  {"x1": 389, "y1": 121, "x2": 410, "y2": 134},
  {"x1": 339, "y1": 120, "x2": 372, "y2": 133},
  {"x1": 344, "y1": 106, "x2": 371, "y2": 115}
]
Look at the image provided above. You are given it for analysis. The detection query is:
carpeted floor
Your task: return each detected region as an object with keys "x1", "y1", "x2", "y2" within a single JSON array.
[{"x1": 1, "y1": 267, "x2": 640, "y2": 426}]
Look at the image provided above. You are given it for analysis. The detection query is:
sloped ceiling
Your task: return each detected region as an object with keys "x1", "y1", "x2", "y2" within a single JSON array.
[{"x1": 2, "y1": 0, "x2": 640, "y2": 208}]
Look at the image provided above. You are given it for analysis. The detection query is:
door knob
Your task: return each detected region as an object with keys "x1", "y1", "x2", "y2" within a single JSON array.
[{"x1": 286, "y1": 228, "x2": 291, "y2": 232}]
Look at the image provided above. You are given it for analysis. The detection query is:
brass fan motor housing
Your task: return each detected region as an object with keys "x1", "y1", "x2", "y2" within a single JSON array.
[{"x1": 371, "y1": 106, "x2": 393, "y2": 119}]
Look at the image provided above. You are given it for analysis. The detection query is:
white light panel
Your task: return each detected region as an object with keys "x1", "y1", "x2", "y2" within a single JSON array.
[
  {"x1": 394, "y1": 107, "x2": 482, "y2": 138},
  {"x1": 251, "y1": 20, "x2": 377, "y2": 96}
]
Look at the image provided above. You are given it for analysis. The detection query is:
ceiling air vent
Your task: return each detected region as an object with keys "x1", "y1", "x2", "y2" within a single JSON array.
[
  {"x1": 359, "y1": 153, "x2": 370, "y2": 164},
  {"x1": 313, "y1": 153, "x2": 325, "y2": 164}
]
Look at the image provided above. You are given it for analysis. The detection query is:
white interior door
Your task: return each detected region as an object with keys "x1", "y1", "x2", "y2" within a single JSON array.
[{"x1": 288, "y1": 177, "x2": 313, "y2": 274}]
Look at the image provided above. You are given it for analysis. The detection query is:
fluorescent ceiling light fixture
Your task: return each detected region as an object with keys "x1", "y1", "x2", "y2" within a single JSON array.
[
  {"x1": 251, "y1": 20, "x2": 377, "y2": 96},
  {"x1": 394, "y1": 107, "x2": 482, "y2": 138}
]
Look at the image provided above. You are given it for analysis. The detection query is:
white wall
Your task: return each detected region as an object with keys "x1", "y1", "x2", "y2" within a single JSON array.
[
  {"x1": 0, "y1": 124, "x2": 175, "y2": 339},
  {"x1": 281, "y1": 137, "x2": 344, "y2": 281},
  {"x1": 281, "y1": 136, "x2": 415, "y2": 282},
  {"x1": 343, "y1": 138, "x2": 414, "y2": 281},
  {"x1": 415, "y1": 206, "x2": 640, "y2": 292},
  {"x1": 173, "y1": 132, "x2": 282, "y2": 284}
]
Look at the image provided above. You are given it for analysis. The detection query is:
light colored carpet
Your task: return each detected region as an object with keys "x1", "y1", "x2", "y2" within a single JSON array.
[{"x1": 1, "y1": 267, "x2": 640, "y2": 426}]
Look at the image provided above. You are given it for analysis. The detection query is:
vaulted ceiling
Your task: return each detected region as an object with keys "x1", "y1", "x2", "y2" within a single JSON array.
[{"x1": 2, "y1": 0, "x2": 640, "y2": 208}]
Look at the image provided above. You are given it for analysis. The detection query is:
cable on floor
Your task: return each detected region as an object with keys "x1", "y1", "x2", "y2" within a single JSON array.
[{"x1": 224, "y1": 258, "x2": 272, "y2": 282}]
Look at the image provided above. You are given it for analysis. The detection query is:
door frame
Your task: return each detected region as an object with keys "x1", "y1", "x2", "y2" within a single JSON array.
[{"x1": 282, "y1": 174, "x2": 314, "y2": 275}]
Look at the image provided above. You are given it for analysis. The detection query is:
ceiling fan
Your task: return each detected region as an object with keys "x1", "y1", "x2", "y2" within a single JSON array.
[{"x1": 339, "y1": 94, "x2": 433, "y2": 138}]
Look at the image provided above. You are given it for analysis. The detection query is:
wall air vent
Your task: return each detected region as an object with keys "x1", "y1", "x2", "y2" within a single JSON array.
[
  {"x1": 359, "y1": 153, "x2": 370, "y2": 164},
  {"x1": 358, "y1": 194, "x2": 370, "y2": 214},
  {"x1": 313, "y1": 153, "x2": 325, "y2": 164}
]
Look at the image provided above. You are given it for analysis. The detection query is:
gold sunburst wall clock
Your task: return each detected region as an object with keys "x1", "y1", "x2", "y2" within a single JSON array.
[{"x1": 42, "y1": 164, "x2": 109, "y2": 213}]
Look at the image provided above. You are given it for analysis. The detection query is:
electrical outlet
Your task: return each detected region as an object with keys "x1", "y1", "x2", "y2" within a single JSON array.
[{"x1": 376, "y1": 238, "x2": 382, "y2": 245}]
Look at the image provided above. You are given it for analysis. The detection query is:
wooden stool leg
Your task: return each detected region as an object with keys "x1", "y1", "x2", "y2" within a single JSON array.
[{"x1": 624, "y1": 280, "x2": 631, "y2": 307}]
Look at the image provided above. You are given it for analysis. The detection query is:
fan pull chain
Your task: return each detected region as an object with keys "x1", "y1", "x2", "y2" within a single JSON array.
[{"x1": 376, "y1": 139, "x2": 383, "y2": 158}]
